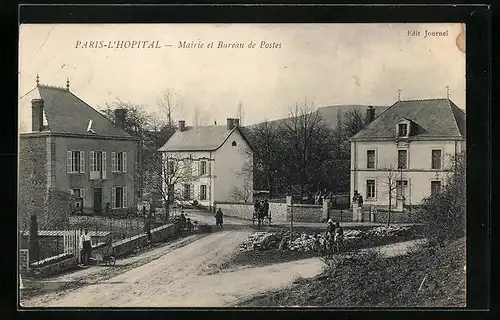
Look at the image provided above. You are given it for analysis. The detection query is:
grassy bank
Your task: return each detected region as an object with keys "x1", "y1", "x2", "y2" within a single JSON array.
[{"x1": 240, "y1": 237, "x2": 465, "y2": 307}]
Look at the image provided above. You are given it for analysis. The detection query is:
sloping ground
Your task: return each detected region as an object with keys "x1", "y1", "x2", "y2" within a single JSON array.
[{"x1": 241, "y1": 237, "x2": 465, "y2": 308}]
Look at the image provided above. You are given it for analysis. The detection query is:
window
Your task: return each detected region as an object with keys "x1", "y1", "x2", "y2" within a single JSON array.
[
  {"x1": 112, "y1": 186, "x2": 127, "y2": 209},
  {"x1": 183, "y1": 184, "x2": 191, "y2": 200},
  {"x1": 200, "y1": 185, "x2": 207, "y2": 200},
  {"x1": 90, "y1": 151, "x2": 107, "y2": 179},
  {"x1": 396, "y1": 180, "x2": 408, "y2": 198},
  {"x1": 232, "y1": 141, "x2": 237, "y2": 147},
  {"x1": 398, "y1": 123, "x2": 408, "y2": 137},
  {"x1": 366, "y1": 150, "x2": 376, "y2": 169},
  {"x1": 200, "y1": 161, "x2": 207, "y2": 175},
  {"x1": 398, "y1": 150, "x2": 408, "y2": 169},
  {"x1": 431, "y1": 181, "x2": 442, "y2": 196},
  {"x1": 71, "y1": 188, "x2": 85, "y2": 206},
  {"x1": 431, "y1": 149, "x2": 442, "y2": 169},
  {"x1": 366, "y1": 180, "x2": 376, "y2": 199},
  {"x1": 67, "y1": 151, "x2": 85, "y2": 173},
  {"x1": 111, "y1": 152, "x2": 127, "y2": 173}
]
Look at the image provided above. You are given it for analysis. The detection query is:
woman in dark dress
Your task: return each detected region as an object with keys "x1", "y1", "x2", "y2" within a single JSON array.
[{"x1": 215, "y1": 208, "x2": 224, "y2": 229}]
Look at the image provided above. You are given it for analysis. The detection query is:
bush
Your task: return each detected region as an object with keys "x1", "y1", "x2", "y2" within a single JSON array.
[{"x1": 418, "y1": 152, "x2": 465, "y2": 245}]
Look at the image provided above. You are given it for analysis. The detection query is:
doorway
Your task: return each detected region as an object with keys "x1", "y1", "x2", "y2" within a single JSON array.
[{"x1": 93, "y1": 187, "x2": 102, "y2": 213}]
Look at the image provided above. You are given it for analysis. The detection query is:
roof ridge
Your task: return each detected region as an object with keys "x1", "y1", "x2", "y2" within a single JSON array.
[
  {"x1": 399, "y1": 98, "x2": 449, "y2": 102},
  {"x1": 67, "y1": 91, "x2": 133, "y2": 137},
  {"x1": 38, "y1": 84, "x2": 68, "y2": 91}
]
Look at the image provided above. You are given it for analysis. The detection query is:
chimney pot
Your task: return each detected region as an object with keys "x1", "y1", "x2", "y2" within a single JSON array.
[
  {"x1": 114, "y1": 108, "x2": 127, "y2": 130},
  {"x1": 31, "y1": 99, "x2": 44, "y2": 132},
  {"x1": 227, "y1": 118, "x2": 233, "y2": 130},
  {"x1": 178, "y1": 120, "x2": 186, "y2": 132}
]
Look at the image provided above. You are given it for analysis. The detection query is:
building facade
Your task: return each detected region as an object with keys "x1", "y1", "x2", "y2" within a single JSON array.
[
  {"x1": 350, "y1": 99, "x2": 466, "y2": 211},
  {"x1": 158, "y1": 118, "x2": 253, "y2": 209},
  {"x1": 19, "y1": 80, "x2": 138, "y2": 229}
]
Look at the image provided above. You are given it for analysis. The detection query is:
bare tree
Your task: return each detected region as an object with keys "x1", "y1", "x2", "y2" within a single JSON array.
[
  {"x1": 243, "y1": 121, "x2": 283, "y2": 198},
  {"x1": 143, "y1": 153, "x2": 192, "y2": 222},
  {"x1": 157, "y1": 89, "x2": 181, "y2": 127},
  {"x1": 236, "y1": 101, "x2": 244, "y2": 125},
  {"x1": 281, "y1": 98, "x2": 335, "y2": 196},
  {"x1": 377, "y1": 164, "x2": 407, "y2": 227},
  {"x1": 231, "y1": 180, "x2": 252, "y2": 202},
  {"x1": 193, "y1": 106, "x2": 200, "y2": 127}
]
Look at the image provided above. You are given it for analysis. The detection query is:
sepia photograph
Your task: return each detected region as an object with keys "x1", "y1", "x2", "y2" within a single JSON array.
[{"x1": 18, "y1": 23, "x2": 466, "y2": 308}]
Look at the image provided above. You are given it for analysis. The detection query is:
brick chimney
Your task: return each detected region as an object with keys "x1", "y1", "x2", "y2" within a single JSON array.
[
  {"x1": 227, "y1": 118, "x2": 239, "y2": 130},
  {"x1": 365, "y1": 106, "x2": 375, "y2": 124},
  {"x1": 31, "y1": 99, "x2": 44, "y2": 132},
  {"x1": 114, "y1": 108, "x2": 127, "y2": 129},
  {"x1": 178, "y1": 120, "x2": 186, "y2": 132}
]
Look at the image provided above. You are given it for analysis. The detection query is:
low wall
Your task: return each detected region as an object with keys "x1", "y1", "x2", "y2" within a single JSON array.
[
  {"x1": 286, "y1": 204, "x2": 323, "y2": 222},
  {"x1": 372, "y1": 211, "x2": 420, "y2": 224},
  {"x1": 215, "y1": 202, "x2": 254, "y2": 220},
  {"x1": 30, "y1": 224, "x2": 176, "y2": 278}
]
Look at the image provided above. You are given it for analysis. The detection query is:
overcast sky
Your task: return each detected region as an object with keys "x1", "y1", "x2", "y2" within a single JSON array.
[{"x1": 19, "y1": 23, "x2": 465, "y2": 129}]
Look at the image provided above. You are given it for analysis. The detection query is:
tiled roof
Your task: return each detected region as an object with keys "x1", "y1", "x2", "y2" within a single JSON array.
[
  {"x1": 351, "y1": 98, "x2": 466, "y2": 140},
  {"x1": 158, "y1": 125, "x2": 253, "y2": 152},
  {"x1": 28, "y1": 85, "x2": 133, "y2": 138}
]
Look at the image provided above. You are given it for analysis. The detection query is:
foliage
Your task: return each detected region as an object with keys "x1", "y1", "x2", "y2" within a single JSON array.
[{"x1": 418, "y1": 152, "x2": 466, "y2": 245}]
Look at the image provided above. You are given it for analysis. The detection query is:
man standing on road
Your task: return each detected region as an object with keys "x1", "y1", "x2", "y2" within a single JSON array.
[
  {"x1": 334, "y1": 222, "x2": 344, "y2": 253},
  {"x1": 80, "y1": 228, "x2": 92, "y2": 266},
  {"x1": 263, "y1": 200, "x2": 270, "y2": 222},
  {"x1": 215, "y1": 208, "x2": 224, "y2": 229}
]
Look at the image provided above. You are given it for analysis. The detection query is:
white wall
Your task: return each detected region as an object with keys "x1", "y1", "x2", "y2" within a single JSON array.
[
  {"x1": 213, "y1": 129, "x2": 253, "y2": 203},
  {"x1": 351, "y1": 139, "x2": 464, "y2": 207}
]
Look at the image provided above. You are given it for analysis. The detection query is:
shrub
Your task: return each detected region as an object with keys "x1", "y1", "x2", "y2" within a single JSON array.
[{"x1": 418, "y1": 152, "x2": 465, "y2": 245}]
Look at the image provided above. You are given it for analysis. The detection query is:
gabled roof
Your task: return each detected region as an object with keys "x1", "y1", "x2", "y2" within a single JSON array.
[
  {"x1": 351, "y1": 98, "x2": 466, "y2": 140},
  {"x1": 21, "y1": 85, "x2": 133, "y2": 139},
  {"x1": 158, "y1": 125, "x2": 253, "y2": 152}
]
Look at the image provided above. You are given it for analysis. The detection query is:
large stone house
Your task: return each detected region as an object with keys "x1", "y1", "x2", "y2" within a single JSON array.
[
  {"x1": 157, "y1": 118, "x2": 254, "y2": 209},
  {"x1": 350, "y1": 98, "x2": 466, "y2": 211},
  {"x1": 18, "y1": 78, "x2": 138, "y2": 229}
]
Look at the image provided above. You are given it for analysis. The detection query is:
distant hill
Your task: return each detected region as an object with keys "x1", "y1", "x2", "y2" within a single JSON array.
[{"x1": 245, "y1": 104, "x2": 390, "y2": 130}]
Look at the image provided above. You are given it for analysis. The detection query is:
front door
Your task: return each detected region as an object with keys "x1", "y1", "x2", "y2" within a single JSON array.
[{"x1": 93, "y1": 188, "x2": 102, "y2": 213}]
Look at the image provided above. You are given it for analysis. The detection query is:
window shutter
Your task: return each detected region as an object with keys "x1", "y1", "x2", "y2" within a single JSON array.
[
  {"x1": 102, "y1": 151, "x2": 107, "y2": 179},
  {"x1": 208, "y1": 184, "x2": 211, "y2": 203},
  {"x1": 80, "y1": 151, "x2": 85, "y2": 173},
  {"x1": 67, "y1": 151, "x2": 72, "y2": 173},
  {"x1": 208, "y1": 161, "x2": 211, "y2": 176},
  {"x1": 190, "y1": 184, "x2": 194, "y2": 200},
  {"x1": 112, "y1": 187, "x2": 116, "y2": 209},
  {"x1": 80, "y1": 188, "x2": 85, "y2": 206},
  {"x1": 123, "y1": 152, "x2": 127, "y2": 172},
  {"x1": 90, "y1": 151, "x2": 95, "y2": 171},
  {"x1": 123, "y1": 187, "x2": 128, "y2": 208},
  {"x1": 111, "y1": 152, "x2": 116, "y2": 172}
]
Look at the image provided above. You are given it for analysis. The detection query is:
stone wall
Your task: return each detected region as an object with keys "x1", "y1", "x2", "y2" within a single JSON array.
[
  {"x1": 286, "y1": 204, "x2": 323, "y2": 222},
  {"x1": 214, "y1": 202, "x2": 254, "y2": 220}
]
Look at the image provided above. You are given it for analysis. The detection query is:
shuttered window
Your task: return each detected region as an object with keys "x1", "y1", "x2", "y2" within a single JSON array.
[
  {"x1": 67, "y1": 151, "x2": 83, "y2": 173},
  {"x1": 200, "y1": 185, "x2": 207, "y2": 200},
  {"x1": 112, "y1": 186, "x2": 127, "y2": 208}
]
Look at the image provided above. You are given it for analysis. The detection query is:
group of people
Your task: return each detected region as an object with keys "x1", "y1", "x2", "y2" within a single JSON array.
[
  {"x1": 325, "y1": 219, "x2": 344, "y2": 253},
  {"x1": 254, "y1": 199, "x2": 270, "y2": 226},
  {"x1": 176, "y1": 212, "x2": 194, "y2": 233}
]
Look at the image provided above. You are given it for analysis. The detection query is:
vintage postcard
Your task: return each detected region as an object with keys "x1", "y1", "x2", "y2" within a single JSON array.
[{"x1": 18, "y1": 23, "x2": 466, "y2": 308}]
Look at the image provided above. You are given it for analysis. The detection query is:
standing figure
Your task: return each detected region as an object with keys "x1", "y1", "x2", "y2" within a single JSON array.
[
  {"x1": 357, "y1": 194, "x2": 364, "y2": 221},
  {"x1": 262, "y1": 200, "x2": 270, "y2": 223},
  {"x1": 215, "y1": 208, "x2": 224, "y2": 229},
  {"x1": 325, "y1": 219, "x2": 336, "y2": 252},
  {"x1": 254, "y1": 200, "x2": 261, "y2": 225},
  {"x1": 334, "y1": 222, "x2": 344, "y2": 253},
  {"x1": 179, "y1": 213, "x2": 187, "y2": 229},
  {"x1": 80, "y1": 228, "x2": 92, "y2": 266},
  {"x1": 186, "y1": 218, "x2": 194, "y2": 233}
]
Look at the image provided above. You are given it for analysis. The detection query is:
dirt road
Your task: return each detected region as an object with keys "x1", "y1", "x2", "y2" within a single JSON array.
[{"x1": 20, "y1": 211, "x2": 424, "y2": 308}]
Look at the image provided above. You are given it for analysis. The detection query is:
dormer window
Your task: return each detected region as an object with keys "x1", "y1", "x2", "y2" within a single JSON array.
[{"x1": 398, "y1": 123, "x2": 408, "y2": 137}]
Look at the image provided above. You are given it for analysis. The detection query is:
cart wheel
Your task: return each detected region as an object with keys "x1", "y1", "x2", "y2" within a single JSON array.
[{"x1": 109, "y1": 256, "x2": 116, "y2": 267}]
